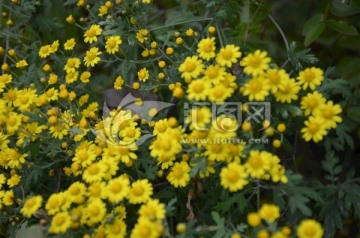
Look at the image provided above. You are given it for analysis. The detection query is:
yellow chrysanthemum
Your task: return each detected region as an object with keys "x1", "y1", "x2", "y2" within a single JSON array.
[
  {"x1": 300, "y1": 91, "x2": 326, "y2": 116},
  {"x1": 202, "y1": 64, "x2": 226, "y2": 83},
  {"x1": 45, "y1": 192, "x2": 67, "y2": 215},
  {"x1": 167, "y1": 161, "x2": 191, "y2": 187},
  {"x1": 64, "y1": 57, "x2": 80, "y2": 73},
  {"x1": 16, "y1": 59, "x2": 28, "y2": 68},
  {"x1": 274, "y1": 77, "x2": 301, "y2": 103},
  {"x1": 216, "y1": 44, "x2": 242, "y2": 67},
  {"x1": 6, "y1": 112, "x2": 23, "y2": 135},
  {"x1": 259, "y1": 204, "x2": 280, "y2": 223},
  {"x1": 128, "y1": 179, "x2": 153, "y2": 204},
  {"x1": 186, "y1": 79, "x2": 211, "y2": 101},
  {"x1": 242, "y1": 76, "x2": 270, "y2": 101},
  {"x1": 64, "y1": 38, "x2": 76, "y2": 50},
  {"x1": 220, "y1": 162, "x2": 248, "y2": 192},
  {"x1": 105, "y1": 218, "x2": 127, "y2": 238},
  {"x1": 208, "y1": 83, "x2": 233, "y2": 102},
  {"x1": 136, "y1": 29, "x2": 149, "y2": 43},
  {"x1": 244, "y1": 150, "x2": 271, "y2": 179},
  {"x1": 82, "y1": 162, "x2": 106, "y2": 183},
  {"x1": 266, "y1": 69, "x2": 290, "y2": 93},
  {"x1": 21, "y1": 195, "x2": 42, "y2": 218},
  {"x1": 130, "y1": 218, "x2": 161, "y2": 238},
  {"x1": 301, "y1": 116, "x2": 328, "y2": 143},
  {"x1": 185, "y1": 106, "x2": 211, "y2": 131},
  {"x1": 114, "y1": 76, "x2": 124, "y2": 90},
  {"x1": 313, "y1": 100, "x2": 342, "y2": 129},
  {"x1": 84, "y1": 24, "x2": 102, "y2": 43},
  {"x1": 49, "y1": 212, "x2": 72, "y2": 234},
  {"x1": 138, "y1": 68, "x2": 150, "y2": 82},
  {"x1": 85, "y1": 198, "x2": 107, "y2": 225},
  {"x1": 178, "y1": 56, "x2": 204, "y2": 82},
  {"x1": 296, "y1": 67, "x2": 324, "y2": 90},
  {"x1": 49, "y1": 123, "x2": 69, "y2": 139},
  {"x1": 84, "y1": 47, "x2": 102, "y2": 67},
  {"x1": 106, "y1": 175, "x2": 130, "y2": 204},
  {"x1": 105, "y1": 35, "x2": 122, "y2": 54},
  {"x1": 297, "y1": 219, "x2": 324, "y2": 238},
  {"x1": 39, "y1": 45, "x2": 52, "y2": 58},
  {"x1": 197, "y1": 37, "x2": 216, "y2": 61},
  {"x1": 240, "y1": 50, "x2": 271, "y2": 76},
  {"x1": 139, "y1": 199, "x2": 166, "y2": 221}
]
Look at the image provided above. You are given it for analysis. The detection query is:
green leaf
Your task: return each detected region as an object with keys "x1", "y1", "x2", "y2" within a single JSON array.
[
  {"x1": 347, "y1": 107, "x2": 360, "y2": 123},
  {"x1": 327, "y1": 19, "x2": 358, "y2": 35},
  {"x1": 211, "y1": 212, "x2": 226, "y2": 238},
  {"x1": 304, "y1": 22, "x2": 325, "y2": 46},
  {"x1": 213, "y1": 192, "x2": 246, "y2": 214}
]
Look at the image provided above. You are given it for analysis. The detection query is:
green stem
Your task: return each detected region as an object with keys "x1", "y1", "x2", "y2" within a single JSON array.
[{"x1": 149, "y1": 17, "x2": 213, "y2": 32}]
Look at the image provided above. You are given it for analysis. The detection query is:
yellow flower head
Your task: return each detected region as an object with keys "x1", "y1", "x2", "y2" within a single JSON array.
[
  {"x1": 137, "y1": 68, "x2": 149, "y2": 82},
  {"x1": 16, "y1": 59, "x2": 28, "y2": 69},
  {"x1": 64, "y1": 38, "x2": 76, "y2": 50},
  {"x1": 259, "y1": 204, "x2": 280, "y2": 223},
  {"x1": 186, "y1": 79, "x2": 211, "y2": 101},
  {"x1": 300, "y1": 91, "x2": 326, "y2": 116},
  {"x1": 21, "y1": 195, "x2": 42, "y2": 218},
  {"x1": 240, "y1": 50, "x2": 271, "y2": 76},
  {"x1": 297, "y1": 219, "x2": 324, "y2": 238},
  {"x1": 242, "y1": 76, "x2": 270, "y2": 101},
  {"x1": 84, "y1": 24, "x2": 102, "y2": 43},
  {"x1": 39, "y1": 45, "x2": 52, "y2": 58},
  {"x1": 197, "y1": 37, "x2": 216, "y2": 61},
  {"x1": 84, "y1": 198, "x2": 107, "y2": 225},
  {"x1": 216, "y1": 44, "x2": 242, "y2": 67},
  {"x1": 136, "y1": 29, "x2": 149, "y2": 43},
  {"x1": 266, "y1": 69, "x2": 290, "y2": 93},
  {"x1": 64, "y1": 57, "x2": 81, "y2": 73},
  {"x1": 245, "y1": 150, "x2": 271, "y2": 179},
  {"x1": 114, "y1": 76, "x2": 124, "y2": 90},
  {"x1": 105, "y1": 35, "x2": 122, "y2": 54},
  {"x1": 274, "y1": 77, "x2": 301, "y2": 103},
  {"x1": 301, "y1": 116, "x2": 328, "y2": 143},
  {"x1": 106, "y1": 175, "x2": 130, "y2": 203},
  {"x1": 49, "y1": 212, "x2": 72, "y2": 234},
  {"x1": 167, "y1": 161, "x2": 191, "y2": 187},
  {"x1": 296, "y1": 67, "x2": 324, "y2": 90},
  {"x1": 178, "y1": 56, "x2": 204, "y2": 82},
  {"x1": 128, "y1": 179, "x2": 153, "y2": 204},
  {"x1": 313, "y1": 100, "x2": 342, "y2": 129},
  {"x1": 139, "y1": 199, "x2": 166, "y2": 221},
  {"x1": 220, "y1": 162, "x2": 248, "y2": 192},
  {"x1": 84, "y1": 47, "x2": 102, "y2": 67}
]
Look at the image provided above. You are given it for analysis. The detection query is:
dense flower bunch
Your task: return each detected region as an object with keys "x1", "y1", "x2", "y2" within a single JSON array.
[{"x1": 0, "y1": 0, "x2": 343, "y2": 237}]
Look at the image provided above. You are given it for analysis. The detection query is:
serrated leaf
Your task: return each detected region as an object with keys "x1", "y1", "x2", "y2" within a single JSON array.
[
  {"x1": 304, "y1": 22, "x2": 325, "y2": 46},
  {"x1": 327, "y1": 19, "x2": 358, "y2": 35}
]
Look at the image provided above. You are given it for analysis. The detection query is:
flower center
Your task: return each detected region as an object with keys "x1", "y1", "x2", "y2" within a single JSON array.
[
  {"x1": 173, "y1": 167, "x2": 183, "y2": 179},
  {"x1": 193, "y1": 82, "x2": 204, "y2": 93},
  {"x1": 111, "y1": 182, "x2": 121, "y2": 193},
  {"x1": 304, "y1": 226, "x2": 316, "y2": 236},
  {"x1": 322, "y1": 109, "x2": 333, "y2": 118},
  {"x1": 7, "y1": 117, "x2": 17, "y2": 126},
  {"x1": 222, "y1": 49, "x2": 233, "y2": 60},
  {"x1": 185, "y1": 61, "x2": 196, "y2": 72},
  {"x1": 226, "y1": 170, "x2": 238, "y2": 182},
  {"x1": 54, "y1": 215, "x2": 65, "y2": 226},
  {"x1": 132, "y1": 185, "x2": 144, "y2": 196},
  {"x1": 86, "y1": 29, "x2": 96, "y2": 38},
  {"x1": 308, "y1": 122, "x2": 319, "y2": 134},
  {"x1": 89, "y1": 206, "x2": 100, "y2": 216},
  {"x1": 88, "y1": 164, "x2": 99, "y2": 175},
  {"x1": 162, "y1": 141, "x2": 171, "y2": 151},
  {"x1": 303, "y1": 71, "x2": 315, "y2": 82},
  {"x1": 108, "y1": 39, "x2": 116, "y2": 48},
  {"x1": 249, "y1": 156, "x2": 262, "y2": 168},
  {"x1": 86, "y1": 51, "x2": 96, "y2": 60}
]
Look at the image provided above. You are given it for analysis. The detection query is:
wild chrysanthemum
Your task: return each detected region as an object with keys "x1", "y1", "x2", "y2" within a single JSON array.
[
  {"x1": 220, "y1": 162, "x2": 248, "y2": 192},
  {"x1": 202, "y1": 64, "x2": 226, "y2": 83},
  {"x1": 80, "y1": 71, "x2": 91, "y2": 83},
  {"x1": 13, "y1": 88, "x2": 37, "y2": 111},
  {"x1": 49, "y1": 212, "x2": 72, "y2": 234},
  {"x1": 138, "y1": 68, "x2": 149, "y2": 82},
  {"x1": 274, "y1": 77, "x2": 301, "y2": 103},
  {"x1": 296, "y1": 67, "x2": 324, "y2": 90},
  {"x1": 313, "y1": 100, "x2": 342, "y2": 129},
  {"x1": 64, "y1": 57, "x2": 80, "y2": 73},
  {"x1": 45, "y1": 192, "x2": 66, "y2": 215},
  {"x1": 301, "y1": 116, "x2": 328, "y2": 143},
  {"x1": 67, "y1": 182, "x2": 86, "y2": 202},
  {"x1": 84, "y1": 47, "x2": 101, "y2": 67},
  {"x1": 178, "y1": 56, "x2": 204, "y2": 82},
  {"x1": 82, "y1": 162, "x2": 106, "y2": 183},
  {"x1": 130, "y1": 218, "x2": 162, "y2": 238},
  {"x1": 216, "y1": 44, "x2": 242, "y2": 67},
  {"x1": 6, "y1": 112, "x2": 23, "y2": 134},
  {"x1": 185, "y1": 106, "x2": 211, "y2": 131},
  {"x1": 16, "y1": 59, "x2": 28, "y2": 68},
  {"x1": 197, "y1": 37, "x2": 216, "y2": 61},
  {"x1": 84, "y1": 24, "x2": 102, "y2": 43},
  {"x1": 167, "y1": 161, "x2": 191, "y2": 187},
  {"x1": 259, "y1": 204, "x2": 280, "y2": 223},
  {"x1": 136, "y1": 29, "x2": 149, "y2": 43},
  {"x1": 39, "y1": 45, "x2": 52, "y2": 58},
  {"x1": 49, "y1": 123, "x2": 69, "y2": 139},
  {"x1": 266, "y1": 69, "x2": 290, "y2": 93},
  {"x1": 244, "y1": 150, "x2": 271, "y2": 179},
  {"x1": 128, "y1": 179, "x2": 153, "y2": 204},
  {"x1": 84, "y1": 198, "x2": 107, "y2": 225},
  {"x1": 21, "y1": 195, "x2": 42, "y2": 218},
  {"x1": 72, "y1": 142, "x2": 97, "y2": 167},
  {"x1": 300, "y1": 91, "x2": 326, "y2": 116},
  {"x1": 106, "y1": 175, "x2": 130, "y2": 204},
  {"x1": 240, "y1": 50, "x2": 271, "y2": 76},
  {"x1": 242, "y1": 76, "x2": 270, "y2": 101},
  {"x1": 105, "y1": 35, "x2": 122, "y2": 54},
  {"x1": 63, "y1": 38, "x2": 76, "y2": 50},
  {"x1": 297, "y1": 219, "x2": 324, "y2": 238},
  {"x1": 139, "y1": 199, "x2": 166, "y2": 220},
  {"x1": 186, "y1": 79, "x2": 211, "y2": 101},
  {"x1": 105, "y1": 218, "x2": 127, "y2": 238},
  {"x1": 208, "y1": 83, "x2": 233, "y2": 102}
]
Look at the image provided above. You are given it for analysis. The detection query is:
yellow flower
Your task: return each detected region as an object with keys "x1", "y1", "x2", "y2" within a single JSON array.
[
  {"x1": 301, "y1": 116, "x2": 328, "y2": 143},
  {"x1": 6, "y1": 112, "x2": 23, "y2": 134},
  {"x1": 216, "y1": 44, "x2": 242, "y2": 67},
  {"x1": 49, "y1": 123, "x2": 69, "y2": 139},
  {"x1": 245, "y1": 150, "x2": 271, "y2": 178},
  {"x1": 242, "y1": 76, "x2": 270, "y2": 101},
  {"x1": 51, "y1": 40, "x2": 59, "y2": 53},
  {"x1": 63, "y1": 38, "x2": 76, "y2": 50},
  {"x1": 240, "y1": 50, "x2": 271, "y2": 76},
  {"x1": 139, "y1": 199, "x2": 166, "y2": 221},
  {"x1": 66, "y1": 14, "x2": 75, "y2": 24},
  {"x1": 137, "y1": 68, "x2": 149, "y2": 82},
  {"x1": 167, "y1": 161, "x2": 191, "y2": 187},
  {"x1": 220, "y1": 162, "x2": 248, "y2": 192},
  {"x1": 83, "y1": 162, "x2": 106, "y2": 183},
  {"x1": 313, "y1": 100, "x2": 342, "y2": 129},
  {"x1": 3, "y1": 190, "x2": 15, "y2": 206},
  {"x1": 128, "y1": 179, "x2": 153, "y2": 204},
  {"x1": 197, "y1": 37, "x2": 216, "y2": 61},
  {"x1": 85, "y1": 198, "x2": 107, "y2": 225},
  {"x1": 186, "y1": 79, "x2": 211, "y2": 101},
  {"x1": 84, "y1": 47, "x2": 102, "y2": 67},
  {"x1": 296, "y1": 67, "x2": 324, "y2": 90},
  {"x1": 106, "y1": 175, "x2": 130, "y2": 203},
  {"x1": 105, "y1": 218, "x2": 127, "y2": 238},
  {"x1": 247, "y1": 212, "x2": 261, "y2": 227},
  {"x1": 21, "y1": 195, "x2": 42, "y2": 218},
  {"x1": 274, "y1": 77, "x2": 301, "y2": 103},
  {"x1": 202, "y1": 64, "x2": 226, "y2": 83},
  {"x1": 266, "y1": 69, "x2": 290, "y2": 93},
  {"x1": 45, "y1": 192, "x2": 66, "y2": 215},
  {"x1": 130, "y1": 218, "x2": 162, "y2": 238},
  {"x1": 185, "y1": 106, "x2": 211, "y2": 131},
  {"x1": 300, "y1": 91, "x2": 326, "y2": 116},
  {"x1": 7, "y1": 174, "x2": 21, "y2": 188},
  {"x1": 67, "y1": 182, "x2": 86, "y2": 202},
  {"x1": 297, "y1": 219, "x2": 323, "y2": 238},
  {"x1": 49, "y1": 212, "x2": 72, "y2": 234},
  {"x1": 65, "y1": 71, "x2": 79, "y2": 84},
  {"x1": 178, "y1": 56, "x2": 204, "y2": 82},
  {"x1": 16, "y1": 59, "x2": 28, "y2": 68},
  {"x1": 105, "y1": 35, "x2": 122, "y2": 54},
  {"x1": 136, "y1": 29, "x2": 149, "y2": 43},
  {"x1": 114, "y1": 76, "x2": 124, "y2": 90},
  {"x1": 98, "y1": 5, "x2": 108, "y2": 16},
  {"x1": 39, "y1": 45, "x2": 52, "y2": 58},
  {"x1": 64, "y1": 57, "x2": 81, "y2": 73},
  {"x1": 208, "y1": 83, "x2": 233, "y2": 102},
  {"x1": 186, "y1": 28, "x2": 195, "y2": 37},
  {"x1": 84, "y1": 24, "x2": 102, "y2": 43},
  {"x1": 259, "y1": 204, "x2": 280, "y2": 223}
]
